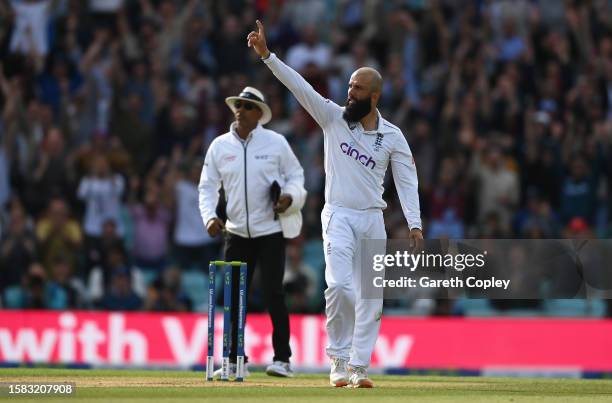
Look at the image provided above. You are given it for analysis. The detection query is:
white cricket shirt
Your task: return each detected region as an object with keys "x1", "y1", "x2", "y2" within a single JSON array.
[
  {"x1": 263, "y1": 53, "x2": 422, "y2": 230},
  {"x1": 198, "y1": 123, "x2": 306, "y2": 238}
]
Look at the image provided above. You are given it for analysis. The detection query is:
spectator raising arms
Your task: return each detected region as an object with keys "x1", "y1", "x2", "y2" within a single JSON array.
[{"x1": 77, "y1": 154, "x2": 125, "y2": 240}]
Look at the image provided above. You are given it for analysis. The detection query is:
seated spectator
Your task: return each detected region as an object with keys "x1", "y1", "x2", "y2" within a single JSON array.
[
  {"x1": 286, "y1": 25, "x2": 331, "y2": 72},
  {"x1": 478, "y1": 211, "x2": 512, "y2": 238},
  {"x1": 333, "y1": 41, "x2": 381, "y2": 89},
  {"x1": 154, "y1": 99, "x2": 197, "y2": 158},
  {"x1": 1, "y1": 199, "x2": 36, "y2": 291},
  {"x1": 17, "y1": 263, "x2": 68, "y2": 310},
  {"x1": 100, "y1": 266, "x2": 143, "y2": 311},
  {"x1": 212, "y1": 14, "x2": 251, "y2": 75},
  {"x1": 72, "y1": 134, "x2": 133, "y2": 180},
  {"x1": 560, "y1": 156, "x2": 597, "y2": 225},
  {"x1": 83, "y1": 218, "x2": 125, "y2": 273},
  {"x1": 129, "y1": 183, "x2": 171, "y2": 271},
  {"x1": 496, "y1": 18, "x2": 526, "y2": 62},
  {"x1": 473, "y1": 145, "x2": 519, "y2": 230},
  {"x1": 27, "y1": 127, "x2": 75, "y2": 216},
  {"x1": 77, "y1": 154, "x2": 125, "y2": 241},
  {"x1": 88, "y1": 244, "x2": 146, "y2": 306},
  {"x1": 428, "y1": 209, "x2": 465, "y2": 239},
  {"x1": 428, "y1": 157, "x2": 466, "y2": 239},
  {"x1": 562, "y1": 217, "x2": 595, "y2": 240},
  {"x1": 283, "y1": 242, "x2": 317, "y2": 313},
  {"x1": 0, "y1": 136, "x2": 9, "y2": 209},
  {"x1": 143, "y1": 266, "x2": 192, "y2": 312},
  {"x1": 35, "y1": 197, "x2": 82, "y2": 273},
  {"x1": 48, "y1": 256, "x2": 88, "y2": 309},
  {"x1": 514, "y1": 190, "x2": 561, "y2": 238},
  {"x1": 110, "y1": 90, "x2": 153, "y2": 175}
]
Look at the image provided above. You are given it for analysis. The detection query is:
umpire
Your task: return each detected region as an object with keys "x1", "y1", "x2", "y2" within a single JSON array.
[{"x1": 199, "y1": 87, "x2": 306, "y2": 378}]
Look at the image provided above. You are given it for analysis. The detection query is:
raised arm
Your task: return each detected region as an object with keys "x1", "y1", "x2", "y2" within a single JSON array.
[
  {"x1": 247, "y1": 20, "x2": 339, "y2": 128},
  {"x1": 77, "y1": 176, "x2": 92, "y2": 200}
]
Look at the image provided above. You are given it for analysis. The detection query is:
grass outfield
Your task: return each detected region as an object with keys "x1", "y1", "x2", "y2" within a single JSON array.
[{"x1": 0, "y1": 368, "x2": 611, "y2": 402}]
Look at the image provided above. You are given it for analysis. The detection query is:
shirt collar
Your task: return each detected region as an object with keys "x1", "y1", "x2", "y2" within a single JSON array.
[
  {"x1": 230, "y1": 121, "x2": 262, "y2": 142},
  {"x1": 359, "y1": 110, "x2": 385, "y2": 135}
]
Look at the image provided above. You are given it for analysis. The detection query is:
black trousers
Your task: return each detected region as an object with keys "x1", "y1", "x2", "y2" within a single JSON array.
[{"x1": 225, "y1": 231, "x2": 291, "y2": 363}]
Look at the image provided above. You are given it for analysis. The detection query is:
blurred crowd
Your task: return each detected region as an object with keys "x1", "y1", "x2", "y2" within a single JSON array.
[{"x1": 0, "y1": 0, "x2": 611, "y2": 315}]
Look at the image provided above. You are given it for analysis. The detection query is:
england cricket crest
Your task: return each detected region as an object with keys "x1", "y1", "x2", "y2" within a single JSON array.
[{"x1": 373, "y1": 133, "x2": 384, "y2": 152}]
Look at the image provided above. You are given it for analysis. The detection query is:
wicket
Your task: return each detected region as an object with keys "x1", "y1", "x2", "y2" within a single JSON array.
[{"x1": 206, "y1": 261, "x2": 248, "y2": 382}]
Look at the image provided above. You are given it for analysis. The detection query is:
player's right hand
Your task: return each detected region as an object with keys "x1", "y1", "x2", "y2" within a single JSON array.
[
  {"x1": 206, "y1": 217, "x2": 225, "y2": 237},
  {"x1": 247, "y1": 20, "x2": 270, "y2": 59}
]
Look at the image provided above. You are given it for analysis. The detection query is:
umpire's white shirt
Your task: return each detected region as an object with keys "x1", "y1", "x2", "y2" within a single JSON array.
[
  {"x1": 198, "y1": 122, "x2": 306, "y2": 238},
  {"x1": 263, "y1": 53, "x2": 422, "y2": 229}
]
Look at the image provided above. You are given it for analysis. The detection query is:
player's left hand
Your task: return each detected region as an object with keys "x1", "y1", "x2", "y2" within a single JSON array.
[{"x1": 274, "y1": 194, "x2": 293, "y2": 214}]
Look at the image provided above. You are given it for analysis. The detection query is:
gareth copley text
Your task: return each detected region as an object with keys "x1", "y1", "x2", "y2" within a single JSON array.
[{"x1": 373, "y1": 276, "x2": 511, "y2": 290}]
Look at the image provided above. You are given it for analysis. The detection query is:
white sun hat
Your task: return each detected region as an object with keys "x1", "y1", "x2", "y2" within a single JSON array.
[{"x1": 225, "y1": 86, "x2": 272, "y2": 125}]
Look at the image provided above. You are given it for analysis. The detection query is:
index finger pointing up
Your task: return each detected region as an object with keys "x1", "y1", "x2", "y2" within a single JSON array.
[{"x1": 256, "y1": 19, "x2": 264, "y2": 34}]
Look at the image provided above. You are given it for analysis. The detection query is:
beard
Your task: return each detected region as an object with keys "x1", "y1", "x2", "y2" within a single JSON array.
[{"x1": 343, "y1": 96, "x2": 372, "y2": 122}]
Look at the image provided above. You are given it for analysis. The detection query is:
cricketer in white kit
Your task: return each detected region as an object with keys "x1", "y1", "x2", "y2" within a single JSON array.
[{"x1": 248, "y1": 20, "x2": 423, "y2": 388}]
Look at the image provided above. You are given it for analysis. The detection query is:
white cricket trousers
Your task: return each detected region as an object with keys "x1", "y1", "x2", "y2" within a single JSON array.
[{"x1": 321, "y1": 203, "x2": 386, "y2": 368}]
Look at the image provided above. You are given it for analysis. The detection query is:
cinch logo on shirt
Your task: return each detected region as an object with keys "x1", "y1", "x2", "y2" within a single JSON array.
[{"x1": 340, "y1": 143, "x2": 376, "y2": 169}]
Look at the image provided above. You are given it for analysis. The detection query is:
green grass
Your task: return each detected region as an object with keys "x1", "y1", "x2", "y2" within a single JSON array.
[{"x1": 0, "y1": 368, "x2": 611, "y2": 402}]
